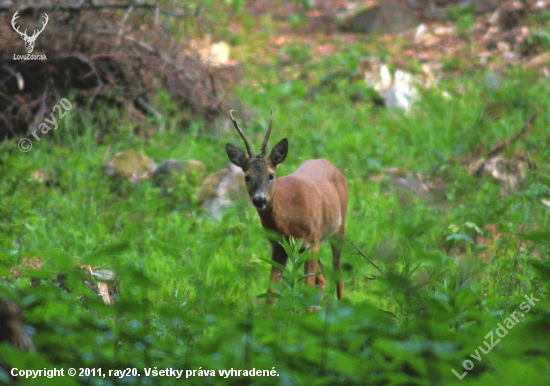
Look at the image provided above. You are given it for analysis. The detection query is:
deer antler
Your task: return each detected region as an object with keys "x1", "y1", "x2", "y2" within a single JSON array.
[
  {"x1": 260, "y1": 107, "x2": 274, "y2": 156},
  {"x1": 229, "y1": 110, "x2": 255, "y2": 157},
  {"x1": 11, "y1": 12, "x2": 27, "y2": 39},
  {"x1": 11, "y1": 12, "x2": 48, "y2": 40},
  {"x1": 30, "y1": 14, "x2": 49, "y2": 39}
]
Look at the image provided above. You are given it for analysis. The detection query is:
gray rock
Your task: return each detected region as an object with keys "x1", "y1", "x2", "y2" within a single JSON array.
[
  {"x1": 198, "y1": 164, "x2": 247, "y2": 219},
  {"x1": 104, "y1": 150, "x2": 157, "y2": 184},
  {"x1": 152, "y1": 159, "x2": 206, "y2": 195},
  {"x1": 336, "y1": 1, "x2": 420, "y2": 34}
]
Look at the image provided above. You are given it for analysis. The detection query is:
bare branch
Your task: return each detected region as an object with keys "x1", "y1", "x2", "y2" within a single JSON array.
[
  {"x1": 350, "y1": 241, "x2": 384, "y2": 276},
  {"x1": 135, "y1": 96, "x2": 164, "y2": 131},
  {"x1": 117, "y1": 5, "x2": 134, "y2": 47},
  {"x1": 0, "y1": 2, "x2": 198, "y2": 17},
  {"x1": 1, "y1": 65, "x2": 24, "y2": 91},
  {"x1": 486, "y1": 108, "x2": 541, "y2": 157},
  {"x1": 123, "y1": 35, "x2": 154, "y2": 52},
  {"x1": 0, "y1": 0, "x2": 235, "y2": 138}
]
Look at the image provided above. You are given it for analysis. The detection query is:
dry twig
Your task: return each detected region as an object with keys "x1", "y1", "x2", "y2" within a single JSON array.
[
  {"x1": 350, "y1": 240, "x2": 384, "y2": 276},
  {"x1": 485, "y1": 108, "x2": 541, "y2": 157}
]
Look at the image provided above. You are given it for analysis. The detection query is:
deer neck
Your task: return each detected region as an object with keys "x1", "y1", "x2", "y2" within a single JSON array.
[{"x1": 256, "y1": 186, "x2": 282, "y2": 233}]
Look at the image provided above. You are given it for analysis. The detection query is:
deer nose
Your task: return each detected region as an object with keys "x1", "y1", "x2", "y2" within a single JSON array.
[{"x1": 252, "y1": 195, "x2": 267, "y2": 209}]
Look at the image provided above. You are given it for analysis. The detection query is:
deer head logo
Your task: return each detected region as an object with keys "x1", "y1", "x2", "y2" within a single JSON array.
[{"x1": 11, "y1": 11, "x2": 49, "y2": 54}]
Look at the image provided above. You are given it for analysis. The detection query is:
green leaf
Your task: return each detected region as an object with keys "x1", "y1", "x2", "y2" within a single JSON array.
[
  {"x1": 257, "y1": 256, "x2": 286, "y2": 271},
  {"x1": 298, "y1": 273, "x2": 318, "y2": 282},
  {"x1": 529, "y1": 261, "x2": 550, "y2": 280},
  {"x1": 0, "y1": 282, "x2": 19, "y2": 302},
  {"x1": 256, "y1": 292, "x2": 281, "y2": 299},
  {"x1": 518, "y1": 231, "x2": 550, "y2": 244},
  {"x1": 85, "y1": 242, "x2": 130, "y2": 259},
  {"x1": 446, "y1": 233, "x2": 474, "y2": 244}
]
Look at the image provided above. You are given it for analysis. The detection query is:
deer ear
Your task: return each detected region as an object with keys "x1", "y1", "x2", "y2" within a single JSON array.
[
  {"x1": 226, "y1": 143, "x2": 249, "y2": 168},
  {"x1": 269, "y1": 138, "x2": 288, "y2": 166}
]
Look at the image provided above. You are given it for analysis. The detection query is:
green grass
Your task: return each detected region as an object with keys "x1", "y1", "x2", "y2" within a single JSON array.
[{"x1": 1, "y1": 5, "x2": 550, "y2": 386}]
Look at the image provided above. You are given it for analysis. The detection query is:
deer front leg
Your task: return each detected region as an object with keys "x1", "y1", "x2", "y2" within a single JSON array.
[
  {"x1": 315, "y1": 260, "x2": 327, "y2": 292},
  {"x1": 266, "y1": 240, "x2": 288, "y2": 305}
]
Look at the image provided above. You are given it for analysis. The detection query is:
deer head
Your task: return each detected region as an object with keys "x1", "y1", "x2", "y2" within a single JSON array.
[
  {"x1": 11, "y1": 12, "x2": 49, "y2": 54},
  {"x1": 226, "y1": 108, "x2": 288, "y2": 210}
]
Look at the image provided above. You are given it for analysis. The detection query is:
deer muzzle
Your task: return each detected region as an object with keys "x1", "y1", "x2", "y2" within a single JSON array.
[{"x1": 252, "y1": 194, "x2": 268, "y2": 210}]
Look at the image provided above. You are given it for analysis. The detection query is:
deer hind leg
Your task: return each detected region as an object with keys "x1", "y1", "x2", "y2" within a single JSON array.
[
  {"x1": 304, "y1": 259, "x2": 326, "y2": 292},
  {"x1": 303, "y1": 242, "x2": 325, "y2": 289},
  {"x1": 330, "y1": 226, "x2": 345, "y2": 300},
  {"x1": 304, "y1": 243, "x2": 327, "y2": 313},
  {"x1": 303, "y1": 243, "x2": 321, "y2": 312}
]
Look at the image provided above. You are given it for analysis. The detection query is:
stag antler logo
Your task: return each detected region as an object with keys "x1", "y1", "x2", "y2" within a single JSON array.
[{"x1": 11, "y1": 11, "x2": 49, "y2": 54}]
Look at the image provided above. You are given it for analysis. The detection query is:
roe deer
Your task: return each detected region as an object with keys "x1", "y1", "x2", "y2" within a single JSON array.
[{"x1": 226, "y1": 109, "x2": 348, "y2": 304}]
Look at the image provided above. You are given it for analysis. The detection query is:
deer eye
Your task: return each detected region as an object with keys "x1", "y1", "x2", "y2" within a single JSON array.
[
  {"x1": 244, "y1": 175, "x2": 251, "y2": 182},
  {"x1": 268, "y1": 173, "x2": 275, "y2": 181}
]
